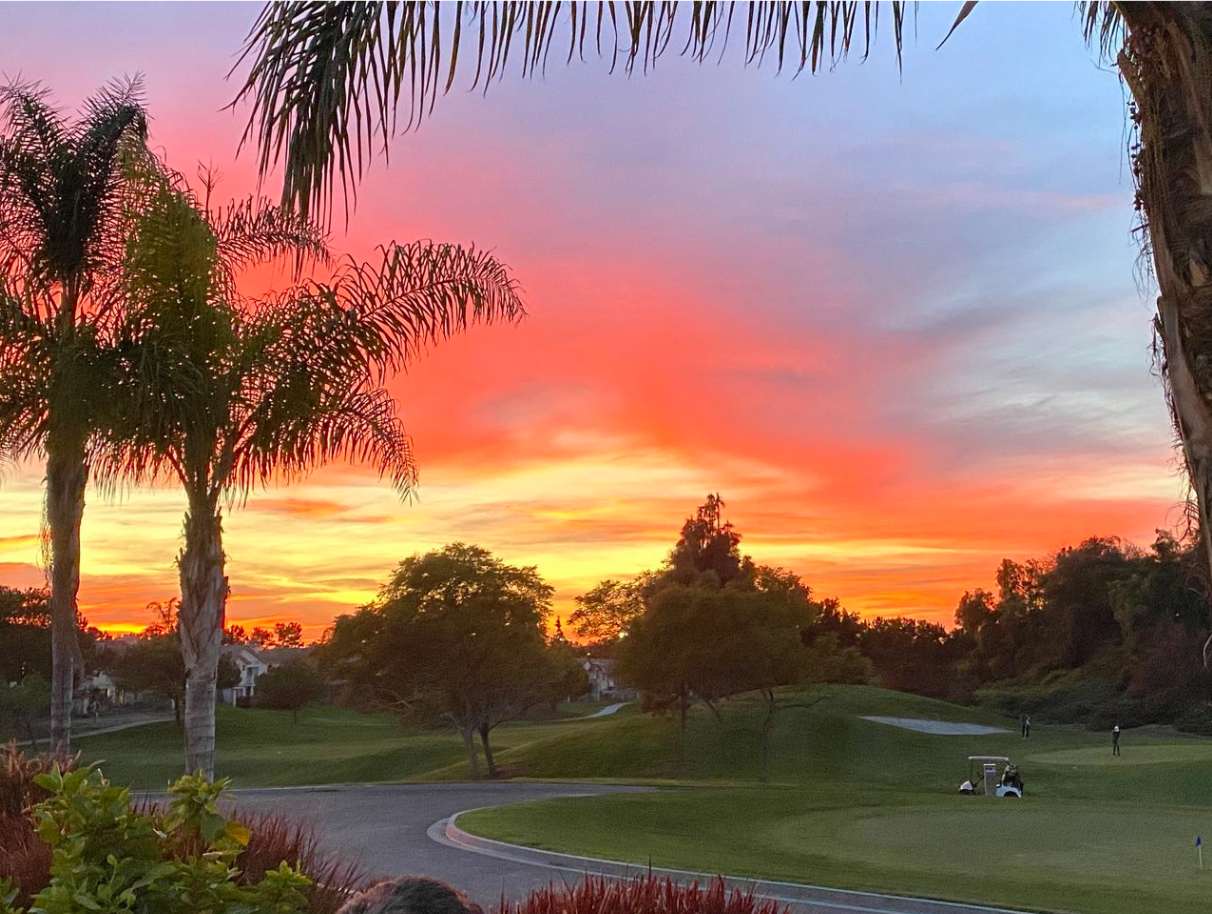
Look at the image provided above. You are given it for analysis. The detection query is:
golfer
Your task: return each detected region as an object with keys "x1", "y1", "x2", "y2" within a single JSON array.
[{"x1": 1112, "y1": 724, "x2": 1121, "y2": 756}]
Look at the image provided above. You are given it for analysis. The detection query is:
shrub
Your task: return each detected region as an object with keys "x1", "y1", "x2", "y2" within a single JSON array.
[
  {"x1": 254, "y1": 662, "x2": 328, "y2": 722},
  {"x1": 237, "y1": 810, "x2": 368, "y2": 914},
  {"x1": 0, "y1": 816, "x2": 48, "y2": 909},
  {"x1": 9, "y1": 767, "x2": 311, "y2": 914},
  {"x1": 496, "y1": 874, "x2": 789, "y2": 914},
  {"x1": 0, "y1": 743, "x2": 70, "y2": 905},
  {"x1": 0, "y1": 742, "x2": 69, "y2": 818},
  {"x1": 0, "y1": 749, "x2": 362, "y2": 914}
]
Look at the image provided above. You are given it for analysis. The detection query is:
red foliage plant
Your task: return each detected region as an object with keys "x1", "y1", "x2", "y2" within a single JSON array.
[
  {"x1": 233, "y1": 809, "x2": 368, "y2": 914},
  {"x1": 0, "y1": 742, "x2": 72, "y2": 818},
  {"x1": 0, "y1": 743, "x2": 68, "y2": 906},
  {"x1": 495, "y1": 874, "x2": 790, "y2": 914}
]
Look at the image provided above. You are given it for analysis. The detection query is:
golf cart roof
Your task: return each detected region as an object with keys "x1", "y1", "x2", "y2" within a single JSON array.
[{"x1": 968, "y1": 756, "x2": 1011, "y2": 762}]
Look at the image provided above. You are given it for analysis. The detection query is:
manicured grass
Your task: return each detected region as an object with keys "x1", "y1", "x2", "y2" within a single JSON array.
[
  {"x1": 80, "y1": 684, "x2": 1212, "y2": 912},
  {"x1": 454, "y1": 686, "x2": 1212, "y2": 914},
  {"x1": 76, "y1": 703, "x2": 627, "y2": 789},
  {"x1": 461, "y1": 788, "x2": 1212, "y2": 914}
]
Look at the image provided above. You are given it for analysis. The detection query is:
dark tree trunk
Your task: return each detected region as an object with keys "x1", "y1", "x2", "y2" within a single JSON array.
[
  {"x1": 460, "y1": 725, "x2": 482, "y2": 778},
  {"x1": 478, "y1": 722, "x2": 497, "y2": 777},
  {"x1": 1119, "y1": 8, "x2": 1212, "y2": 614},
  {"x1": 179, "y1": 486, "x2": 228, "y2": 778},
  {"x1": 760, "y1": 691, "x2": 776, "y2": 783},
  {"x1": 45, "y1": 433, "x2": 87, "y2": 757}
]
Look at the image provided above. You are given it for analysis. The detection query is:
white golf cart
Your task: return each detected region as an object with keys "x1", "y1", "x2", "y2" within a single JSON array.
[{"x1": 958, "y1": 756, "x2": 1023, "y2": 798}]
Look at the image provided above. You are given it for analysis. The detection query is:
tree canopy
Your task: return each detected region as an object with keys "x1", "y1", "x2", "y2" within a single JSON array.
[{"x1": 320, "y1": 543, "x2": 575, "y2": 777}]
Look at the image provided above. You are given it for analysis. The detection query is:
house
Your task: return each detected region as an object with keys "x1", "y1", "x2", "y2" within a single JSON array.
[
  {"x1": 74, "y1": 671, "x2": 119, "y2": 714},
  {"x1": 220, "y1": 644, "x2": 270, "y2": 706},
  {"x1": 581, "y1": 657, "x2": 635, "y2": 702}
]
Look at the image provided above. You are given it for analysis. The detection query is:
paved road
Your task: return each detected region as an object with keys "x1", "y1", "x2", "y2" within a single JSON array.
[{"x1": 230, "y1": 784, "x2": 1035, "y2": 914}]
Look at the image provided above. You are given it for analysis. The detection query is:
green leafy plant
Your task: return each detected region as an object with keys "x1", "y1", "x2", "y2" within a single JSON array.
[{"x1": 12, "y1": 766, "x2": 311, "y2": 914}]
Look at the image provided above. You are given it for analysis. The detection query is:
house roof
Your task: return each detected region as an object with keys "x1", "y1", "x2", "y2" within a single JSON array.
[{"x1": 221, "y1": 644, "x2": 269, "y2": 666}]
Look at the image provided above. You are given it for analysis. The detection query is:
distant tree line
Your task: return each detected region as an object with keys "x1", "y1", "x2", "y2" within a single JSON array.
[
  {"x1": 809, "y1": 531, "x2": 1212, "y2": 731},
  {"x1": 570, "y1": 499, "x2": 1212, "y2": 735}
]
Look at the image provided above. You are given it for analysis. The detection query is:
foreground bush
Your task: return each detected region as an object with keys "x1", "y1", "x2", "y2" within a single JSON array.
[
  {"x1": 0, "y1": 766, "x2": 314, "y2": 914},
  {"x1": 496, "y1": 874, "x2": 788, "y2": 914},
  {"x1": 0, "y1": 745, "x2": 365, "y2": 914},
  {"x1": 237, "y1": 809, "x2": 367, "y2": 914}
]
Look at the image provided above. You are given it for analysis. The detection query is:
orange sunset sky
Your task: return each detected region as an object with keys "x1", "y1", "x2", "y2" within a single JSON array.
[{"x1": 0, "y1": 3, "x2": 1187, "y2": 639}]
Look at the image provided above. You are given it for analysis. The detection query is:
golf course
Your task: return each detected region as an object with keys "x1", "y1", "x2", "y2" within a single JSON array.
[{"x1": 73, "y1": 685, "x2": 1212, "y2": 914}]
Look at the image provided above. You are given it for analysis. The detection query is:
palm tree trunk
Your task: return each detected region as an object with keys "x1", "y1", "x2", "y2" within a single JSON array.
[
  {"x1": 178, "y1": 487, "x2": 228, "y2": 778},
  {"x1": 45, "y1": 436, "x2": 86, "y2": 757},
  {"x1": 1120, "y1": 10, "x2": 1212, "y2": 603}
]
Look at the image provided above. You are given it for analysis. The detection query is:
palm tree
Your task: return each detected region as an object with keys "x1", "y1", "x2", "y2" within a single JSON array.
[
  {"x1": 98, "y1": 179, "x2": 525, "y2": 778},
  {"x1": 234, "y1": 3, "x2": 1212, "y2": 630},
  {"x1": 0, "y1": 79, "x2": 152, "y2": 753}
]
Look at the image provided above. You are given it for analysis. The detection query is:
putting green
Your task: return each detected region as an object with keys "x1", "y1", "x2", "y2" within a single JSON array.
[
  {"x1": 463, "y1": 790, "x2": 1212, "y2": 914},
  {"x1": 1028, "y1": 744, "x2": 1212, "y2": 767}
]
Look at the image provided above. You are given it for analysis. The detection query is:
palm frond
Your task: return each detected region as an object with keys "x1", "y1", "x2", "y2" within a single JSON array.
[
  {"x1": 231, "y1": 378, "x2": 416, "y2": 499},
  {"x1": 259, "y1": 240, "x2": 525, "y2": 379},
  {"x1": 208, "y1": 195, "x2": 330, "y2": 281},
  {"x1": 0, "y1": 77, "x2": 151, "y2": 296},
  {"x1": 234, "y1": 1, "x2": 919, "y2": 222},
  {"x1": 1077, "y1": 1, "x2": 1128, "y2": 61}
]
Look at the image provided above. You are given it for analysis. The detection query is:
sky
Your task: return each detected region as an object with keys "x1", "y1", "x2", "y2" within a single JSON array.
[{"x1": 0, "y1": 3, "x2": 1187, "y2": 638}]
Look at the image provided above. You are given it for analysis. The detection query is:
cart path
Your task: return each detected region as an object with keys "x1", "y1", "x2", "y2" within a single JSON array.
[
  {"x1": 229, "y1": 783, "x2": 1039, "y2": 914},
  {"x1": 862, "y1": 716, "x2": 1010, "y2": 736}
]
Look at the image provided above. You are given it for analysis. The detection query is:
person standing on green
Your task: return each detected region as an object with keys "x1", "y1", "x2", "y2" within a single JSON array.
[{"x1": 1112, "y1": 724, "x2": 1121, "y2": 756}]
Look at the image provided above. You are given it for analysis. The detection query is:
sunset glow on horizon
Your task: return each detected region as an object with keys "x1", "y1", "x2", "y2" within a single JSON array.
[{"x1": 0, "y1": 3, "x2": 1188, "y2": 640}]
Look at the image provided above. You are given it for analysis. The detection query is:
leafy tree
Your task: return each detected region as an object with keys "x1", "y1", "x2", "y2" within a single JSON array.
[
  {"x1": 0, "y1": 79, "x2": 154, "y2": 753},
  {"x1": 0, "y1": 674, "x2": 50, "y2": 746},
  {"x1": 271, "y1": 622, "x2": 304, "y2": 648},
  {"x1": 667, "y1": 493, "x2": 749, "y2": 586},
  {"x1": 110, "y1": 635, "x2": 185, "y2": 724},
  {"x1": 106, "y1": 603, "x2": 237, "y2": 728},
  {"x1": 618, "y1": 573, "x2": 817, "y2": 778},
  {"x1": 222, "y1": 624, "x2": 248, "y2": 645},
  {"x1": 320, "y1": 544, "x2": 563, "y2": 777},
  {"x1": 1041, "y1": 537, "x2": 1133, "y2": 669},
  {"x1": 253, "y1": 661, "x2": 326, "y2": 722},
  {"x1": 568, "y1": 579, "x2": 644, "y2": 644},
  {"x1": 0, "y1": 587, "x2": 51, "y2": 682},
  {"x1": 96, "y1": 177, "x2": 525, "y2": 779},
  {"x1": 859, "y1": 617, "x2": 955, "y2": 698},
  {"x1": 216, "y1": 654, "x2": 241, "y2": 694}
]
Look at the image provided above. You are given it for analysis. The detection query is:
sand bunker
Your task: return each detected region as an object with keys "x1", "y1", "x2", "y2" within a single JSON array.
[{"x1": 862, "y1": 716, "x2": 1010, "y2": 735}]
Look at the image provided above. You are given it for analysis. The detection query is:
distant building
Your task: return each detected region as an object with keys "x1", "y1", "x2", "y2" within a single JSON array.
[
  {"x1": 219, "y1": 644, "x2": 316, "y2": 706},
  {"x1": 220, "y1": 644, "x2": 270, "y2": 706},
  {"x1": 581, "y1": 657, "x2": 636, "y2": 702}
]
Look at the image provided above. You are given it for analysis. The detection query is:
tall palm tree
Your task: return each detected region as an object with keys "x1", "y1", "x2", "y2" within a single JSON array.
[
  {"x1": 235, "y1": 3, "x2": 1212, "y2": 632},
  {"x1": 98, "y1": 179, "x2": 525, "y2": 778},
  {"x1": 0, "y1": 79, "x2": 152, "y2": 753}
]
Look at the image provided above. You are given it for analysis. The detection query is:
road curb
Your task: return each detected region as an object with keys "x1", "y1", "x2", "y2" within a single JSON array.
[{"x1": 443, "y1": 812, "x2": 1042, "y2": 914}]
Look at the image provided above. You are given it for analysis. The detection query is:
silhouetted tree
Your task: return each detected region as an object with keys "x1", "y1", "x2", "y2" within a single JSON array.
[
  {"x1": 254, "y1": 660, "x2": 326, "y2": 722},
  {"x1": 568, "y1": 579, "x2": 645, "y2": 644}
]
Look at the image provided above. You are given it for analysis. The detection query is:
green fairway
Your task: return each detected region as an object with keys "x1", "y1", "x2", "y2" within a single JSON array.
[
  {"x1": 75, "y1": 701, "x2": 624, "y2": 789},
  {"x1": 77, "y1": 685, "x2": 1212, "y2": 912}
]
